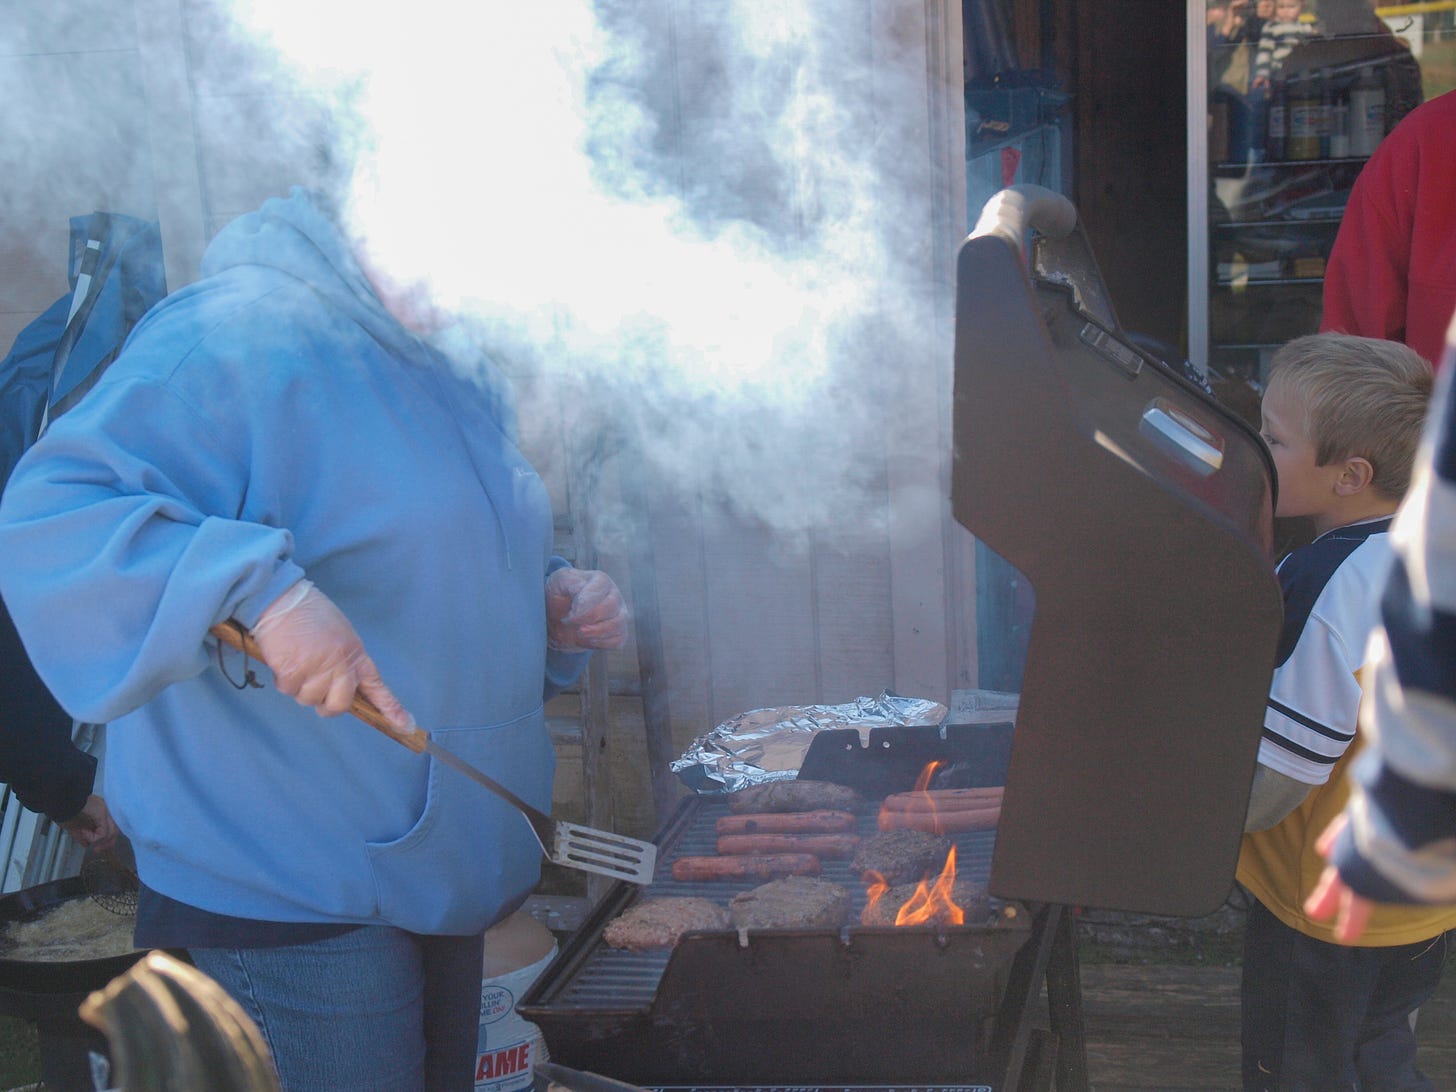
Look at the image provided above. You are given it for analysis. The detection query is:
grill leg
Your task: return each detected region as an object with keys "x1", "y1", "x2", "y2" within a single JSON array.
[
  {"x1": 1046, "y1": 905, "x2": 1089, "y2": 1091},
  {"x1": 978, "y1": 902, "x2": 1088, "y2": 1091}
]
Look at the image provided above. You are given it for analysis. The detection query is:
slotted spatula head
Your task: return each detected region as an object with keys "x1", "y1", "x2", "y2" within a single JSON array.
[
  {"x1": 418, "y1": 729, "x2": 657, "y2": 884},
  {"x1": 549, "y1": 821, "x2": 657, "y2": 884}
]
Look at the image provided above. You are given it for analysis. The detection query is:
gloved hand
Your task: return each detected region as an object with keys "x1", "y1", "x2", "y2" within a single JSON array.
[
  {"x1": 251, "y1": 580, "x2": 412, "y2": 729},
  {"x1": 545, "y1": 568, "x2": 629, "y2": 652},
  {"x1": 60, "y1": 794, "x2": 119, "y2": 853}
]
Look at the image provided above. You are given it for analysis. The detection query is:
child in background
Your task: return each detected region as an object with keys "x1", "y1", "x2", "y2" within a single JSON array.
[
  {"x1": 1251, "y1": 0, "x2": 1317, "y2": 87},
  {"x1": 1237, "y1": 332, "x2": 1456, "y2": 1090}
]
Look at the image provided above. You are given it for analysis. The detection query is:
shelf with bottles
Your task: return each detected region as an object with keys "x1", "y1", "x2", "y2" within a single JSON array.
[
  {"x1": 1266, "y1": 62, "x2": 1386, "y2": 156},
  {"x1": 1211, "y1": 196, "x2": 1343, "y2": 281},
  {"x1": 1208, "y1": 52, "x2": 1412, "y2": 183},
  {"x1": 1212, "y1": 154, "x2": 1367, "y2": 176},
  {"x1": 1217, "y1": 273, "x2": 1326, "y2": 289},
  {"x1": 1211, "y1": 276, "x2": 1321, "y2": 347},
  {"x1": 1214, "y1": 215, "x2": 1342, "y2": 230},
  {"x1": 1211, "y1": 158, "x2": 1358, "y2": 231}
]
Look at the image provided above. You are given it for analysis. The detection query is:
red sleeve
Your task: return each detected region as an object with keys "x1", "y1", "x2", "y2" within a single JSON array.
[{"x1": 1320, "y1": 148, "x2": 1411, "y2": 344}]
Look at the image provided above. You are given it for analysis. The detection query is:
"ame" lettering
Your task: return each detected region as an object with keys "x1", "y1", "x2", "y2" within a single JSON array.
[{"x1": 475, "y1": 1043, "x2": 532, "y2": 1081}]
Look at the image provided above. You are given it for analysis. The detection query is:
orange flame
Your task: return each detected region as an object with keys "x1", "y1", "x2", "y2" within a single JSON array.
[
  {"x1": 863, "y1": 871, "x2": 889, "y2": 919},
  {"x1": 864, "y1": 762, "x2": 968, "y2": 926},
  {"x1": 894, "y1": 844, "x2": 963, "y2": 926},
  {"x1": 913, "y1": 760, "x2": 944, "y2": 793}
]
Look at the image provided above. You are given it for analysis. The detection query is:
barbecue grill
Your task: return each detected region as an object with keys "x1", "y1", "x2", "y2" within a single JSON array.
[
  {"x1": 520, "y1": 723, "x2": 1029, "y2": 1088},
  {"x1": 522, "y1": 186, "x2": 1284, "y2": 1091}
]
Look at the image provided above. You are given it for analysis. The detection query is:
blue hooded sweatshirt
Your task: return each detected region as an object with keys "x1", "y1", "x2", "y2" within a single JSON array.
[{"x1": 0, "y1": 188, "x2": 586, "y2": 935}]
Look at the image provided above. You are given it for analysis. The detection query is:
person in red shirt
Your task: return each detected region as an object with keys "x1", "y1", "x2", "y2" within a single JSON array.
[{"x1": 1320, "y1": 89, "x2": 1456, "y2": 369}]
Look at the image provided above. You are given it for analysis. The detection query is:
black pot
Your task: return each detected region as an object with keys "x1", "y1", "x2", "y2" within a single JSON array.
[
  {"x1": 0, "y1": 875, "x2": 146, "y2": 995},
  {"x1": 0, "y1": 875, "x2": 153, "y2": 1091}
]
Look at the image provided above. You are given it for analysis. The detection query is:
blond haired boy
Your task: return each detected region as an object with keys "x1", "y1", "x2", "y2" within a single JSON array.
[{"x1": 1237, "y1": 332, "x2": 1456, "y2": 1090}]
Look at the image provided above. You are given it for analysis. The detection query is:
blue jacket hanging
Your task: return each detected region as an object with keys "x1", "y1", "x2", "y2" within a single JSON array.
[{"x1": 0, "y1": 211, "x2": 165, "y2": 823}]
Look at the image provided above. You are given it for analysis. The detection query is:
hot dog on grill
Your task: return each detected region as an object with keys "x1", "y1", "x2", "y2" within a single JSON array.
[
  {"x1": 879, "y1": 787, "x2": 1004, "y2": 815},
  {"x1": 671, "y1": 853, "x2": 822, "y2": 882},
  {"x1": 715, "y1": 810, "x2": 858, "y2": 836},
  {"x1": 715, "y1": 833, "x2": 861, "y2": 859}
]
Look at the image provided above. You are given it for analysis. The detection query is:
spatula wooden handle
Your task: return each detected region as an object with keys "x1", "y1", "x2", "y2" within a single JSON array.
[{"x1": 208, "y1": 621, "x2": 430, "y2": 754}]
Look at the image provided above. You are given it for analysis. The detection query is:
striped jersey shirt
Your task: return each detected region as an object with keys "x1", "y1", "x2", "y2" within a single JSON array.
[
  {"x1": 1239, "y1": 510, "x2": 1456, "y2": 943},
  {"x1": 1332, "y1": 353, "x2": 1456, "y2": 905},
  {"x1": 1258, "y1": 518, "x2": 1392, "y2": 785}
]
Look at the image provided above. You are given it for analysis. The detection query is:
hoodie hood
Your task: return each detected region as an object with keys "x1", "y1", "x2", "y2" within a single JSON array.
[{"x1": 199, "y1": 187, "x2": 434, "y2": 369}]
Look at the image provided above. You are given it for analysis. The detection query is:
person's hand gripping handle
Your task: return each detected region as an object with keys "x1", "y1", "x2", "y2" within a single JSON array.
[{"x1": 211, "y1": 581, "x2": 424, "y2": 750}]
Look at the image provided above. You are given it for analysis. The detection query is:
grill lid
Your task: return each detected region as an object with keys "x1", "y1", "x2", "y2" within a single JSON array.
[{"x1": 951, "y1": 187, "x2": 1283, "y2": 916}]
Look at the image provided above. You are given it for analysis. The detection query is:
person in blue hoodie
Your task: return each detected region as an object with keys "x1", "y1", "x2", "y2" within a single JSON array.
[{"x1": 0, "y1": 187, "x2": 627, "y2": 1092}]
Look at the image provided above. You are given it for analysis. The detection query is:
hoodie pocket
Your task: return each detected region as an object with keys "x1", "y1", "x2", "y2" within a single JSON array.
[{"x1": 365, "y1": 706, "x2": 553, "y2": 935}]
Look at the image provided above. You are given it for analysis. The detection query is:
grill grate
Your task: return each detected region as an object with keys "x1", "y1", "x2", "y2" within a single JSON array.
[
  {"x1": 517, "y1": 741, "x2": 1030, "y2": 1088},
  {"x1": 543, "y1": 794, "x2": 1001, "y2": 1010}
]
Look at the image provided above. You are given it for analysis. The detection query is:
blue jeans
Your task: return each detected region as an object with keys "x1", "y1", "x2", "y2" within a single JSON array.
[
  {"x1": 1241, "y1": 897, "x2": 1452, "y2": 1091},
  {"x1": 190, "y1": 927, "x2": 485, "y2": 1092}
]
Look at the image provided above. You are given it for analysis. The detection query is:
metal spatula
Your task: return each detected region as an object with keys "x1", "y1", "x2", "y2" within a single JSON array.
[{"x1": 209, "y1": 622, "x2": 657, "y2": 885}]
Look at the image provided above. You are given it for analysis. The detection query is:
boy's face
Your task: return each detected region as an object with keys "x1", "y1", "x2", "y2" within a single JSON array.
[
  {"x1": 1261, "y1": 377, "x2": 1343, "y2": 523},
  {"x1": 1274, "y1": 0, "x2": 1302, "y2": 20}
]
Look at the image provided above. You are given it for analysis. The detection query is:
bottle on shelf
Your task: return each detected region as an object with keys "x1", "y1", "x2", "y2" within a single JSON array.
[
  {"x1": 1266, "y1": 77, "x2": 1288, "y2": 161},
  {"x1": 1349, "y1": 65, "x2": 1386, "y2": 157},
  {"x1": 1287, "y1": 73, "x2": 1321, "y2": 161},
  {"x1": 1328, "y1": 75, "x2": 1351, "y2": 158},
  {"x1": 1316, "y1": 69, "x2": 1333, "y2": 158}
]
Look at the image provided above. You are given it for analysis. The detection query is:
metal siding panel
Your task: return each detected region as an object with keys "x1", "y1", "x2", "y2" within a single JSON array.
[{"x1": 702, "y1": 518, "x2": 818, "y2": 724}]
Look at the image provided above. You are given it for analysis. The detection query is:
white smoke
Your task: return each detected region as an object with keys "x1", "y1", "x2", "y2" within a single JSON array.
[{"x1": 220, "y1": 0, "x2": 944, "y2": 548}]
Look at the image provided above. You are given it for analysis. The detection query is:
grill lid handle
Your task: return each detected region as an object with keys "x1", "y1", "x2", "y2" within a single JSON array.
[{"x1": 969, "y1": 183, "x2": 1077, "y2": 254}]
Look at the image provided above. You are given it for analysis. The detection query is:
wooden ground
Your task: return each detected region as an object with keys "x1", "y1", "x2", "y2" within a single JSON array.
[{"x1": 1076, "y1": 960, "x2": 1456, "y2": 1091}]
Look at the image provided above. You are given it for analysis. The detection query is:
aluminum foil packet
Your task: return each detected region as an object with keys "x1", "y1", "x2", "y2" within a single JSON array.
[{"x1": 670, "y1": 691, "x2": 947, "y2": 793}]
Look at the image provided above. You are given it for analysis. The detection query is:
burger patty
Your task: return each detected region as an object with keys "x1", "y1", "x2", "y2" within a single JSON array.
[
  {"x1": 727, "y1": 780, "x2": 863, "y2": 815},
  {"x1": 729, "y1": 875, "x2": 851, "y2": 931},
  {"x1": 603, "y1": 897, "x2": 731, "y2": 951},
  {"x1": 851, "y1": 829, "x2": 953, "y2": 885}
]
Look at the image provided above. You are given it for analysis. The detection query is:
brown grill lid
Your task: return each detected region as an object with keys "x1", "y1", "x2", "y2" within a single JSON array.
[{"x1": 951, "y1": 186, "x2": 1284, "y2": 916}]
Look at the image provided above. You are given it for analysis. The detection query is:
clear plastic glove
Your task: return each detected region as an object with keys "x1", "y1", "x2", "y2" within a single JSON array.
[
  {"x1": 59, "y1": 794, "x2": 119, "y2": 853},
  {"x1": 251, "y1": 580, "x2": 412, "y2": 730},
  {"x1": 545, "y1": 568, "x2": 629, "y2": 652}
]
